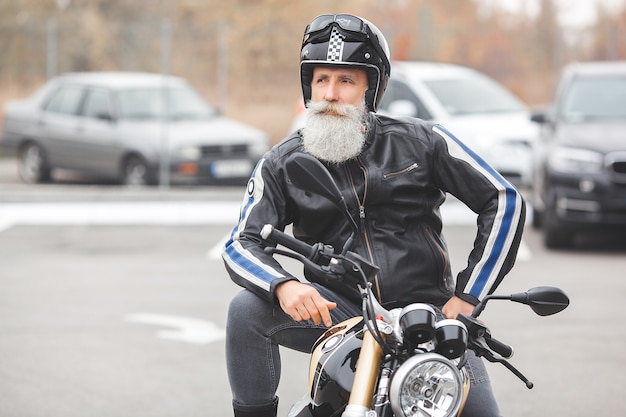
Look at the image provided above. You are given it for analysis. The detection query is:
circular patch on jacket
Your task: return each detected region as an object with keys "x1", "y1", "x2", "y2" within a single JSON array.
[{"x1": 247, "y1": 179, "x2": 255, "y2": 196}]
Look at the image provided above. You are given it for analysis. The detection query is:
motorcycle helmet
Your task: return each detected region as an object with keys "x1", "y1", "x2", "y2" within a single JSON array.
[{"x1": 300, "y1": 14, "x2": 391, "y2": 112}]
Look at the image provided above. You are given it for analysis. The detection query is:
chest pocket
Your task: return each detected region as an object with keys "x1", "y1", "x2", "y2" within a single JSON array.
[
  {"x1": 383, "y1": 162, "x2": 420, "y2": 180},
  {"x1": 362, "y1": 159, "x2": 425, "y2": 204}
]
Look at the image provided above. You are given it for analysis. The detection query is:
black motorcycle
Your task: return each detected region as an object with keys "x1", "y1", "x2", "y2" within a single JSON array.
[{"x1": 261, "y1": 153, "x2": 570, "y2": 417}]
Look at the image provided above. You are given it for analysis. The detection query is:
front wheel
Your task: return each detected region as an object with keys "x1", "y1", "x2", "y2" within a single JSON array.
[
  {"x1": 18, "y1": 142, "x2": 51, "y2": 184},
  {"x1": 120, "y1": 155, "x2": 154, "y2": 186}
]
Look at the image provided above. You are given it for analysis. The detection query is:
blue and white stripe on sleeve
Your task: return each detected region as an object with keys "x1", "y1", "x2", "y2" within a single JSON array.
[
  {"x1": 222, "y1": 158, "x2": 288, "y2": 291},
  {"x1": 433, "y1": 125, "x2": 524, "y2": 300}
]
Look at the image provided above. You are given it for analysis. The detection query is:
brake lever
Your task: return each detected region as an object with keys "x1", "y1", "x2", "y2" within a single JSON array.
[
  {"x1": 264, "y1": 247, "x2": 345, "y2": 282},
  {"x1": 477, "y1": 348, "x2": 534, "y2": 389},
  {"x1": 459, "y1": 313, "x2": 534, "y2": 390},
  {"x1": 264, "y1": 247, "x2": 321, "y2": 273}
]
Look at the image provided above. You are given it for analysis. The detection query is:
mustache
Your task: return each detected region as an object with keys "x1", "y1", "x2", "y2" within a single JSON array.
[{"x1": 307, "y1": 100, "x2": 357, "y2": 117}]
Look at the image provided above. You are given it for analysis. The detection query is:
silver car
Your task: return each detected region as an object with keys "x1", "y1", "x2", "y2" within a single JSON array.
[{"x1": 1, "y1": 72, "x2": 270, "y2": 186}]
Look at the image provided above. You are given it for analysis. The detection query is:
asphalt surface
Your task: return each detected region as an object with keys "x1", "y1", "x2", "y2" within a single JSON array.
[{"x1": 1, "y1": 156, "x2": 625, "y2": 417}]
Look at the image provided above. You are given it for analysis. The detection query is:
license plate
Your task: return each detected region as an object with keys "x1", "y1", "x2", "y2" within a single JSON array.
[{"x1": 210, "y1": 159, "x2": 253, "y2": 178}]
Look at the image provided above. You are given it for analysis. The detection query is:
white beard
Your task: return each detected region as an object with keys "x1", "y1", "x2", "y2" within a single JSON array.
[{"x1": 302, "y1": 100, "x2": 368, "y2": 164}]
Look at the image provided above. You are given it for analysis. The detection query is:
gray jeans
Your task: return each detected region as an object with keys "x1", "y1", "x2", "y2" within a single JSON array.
[{"x1": 226, "y1": 285, "x2": 502, "y2": 417}]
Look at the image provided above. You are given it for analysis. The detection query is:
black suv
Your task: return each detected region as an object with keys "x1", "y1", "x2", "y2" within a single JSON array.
[{"x1": 530, "y1": 61, "x2": 626, "y2": 248}]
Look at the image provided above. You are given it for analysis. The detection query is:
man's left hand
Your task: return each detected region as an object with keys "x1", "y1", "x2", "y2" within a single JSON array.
[{"x1": 442, "y1": 296, "x2": 474, "y2": 319}]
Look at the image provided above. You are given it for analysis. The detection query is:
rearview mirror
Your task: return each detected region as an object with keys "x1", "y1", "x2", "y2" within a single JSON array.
[
  {"x1": 472, "y1": 285, "x2": 569, "y2": 318},
  {"x1": 285, "y1": 153, "x2": 359, "y2": 250},
  {"x1": 285, "y1": 153, "x2": 344, "y2": 208},
  {"x1": 510, "y1": 286, "x2": 570, "y2": 316}
]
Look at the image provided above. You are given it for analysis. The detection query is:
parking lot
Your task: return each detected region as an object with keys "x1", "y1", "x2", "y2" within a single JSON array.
[{"x1": 1, "y1": 156, "x2": 625, "y2": 416}]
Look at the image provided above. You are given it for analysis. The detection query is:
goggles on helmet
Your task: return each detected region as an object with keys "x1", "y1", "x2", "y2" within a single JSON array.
[
  {"x1": 305, "y1": 14, "x2": 368, "y2": 36},
  {"x1": 303, "y1": 14, "x2": 390, "y2": 72}
]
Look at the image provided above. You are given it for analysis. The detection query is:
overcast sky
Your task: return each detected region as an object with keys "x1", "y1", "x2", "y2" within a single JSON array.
[{"x1": 484, "y1": 0, "x2": 625, "y2": 27}]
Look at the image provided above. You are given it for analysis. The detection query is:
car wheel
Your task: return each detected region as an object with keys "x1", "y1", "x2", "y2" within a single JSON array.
[
  {"x1": 543, "y1": 196, "x2": 573, "y2": 249},
  {"x1": 18, "y1": 142, "x2": 51, "y2": 184},
  {"x1": 121, "y1": 156, "x2": 152, "y2": 186}
]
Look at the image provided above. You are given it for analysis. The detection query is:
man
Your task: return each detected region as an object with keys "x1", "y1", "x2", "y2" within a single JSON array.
[{"x1": 222, "y1": 13, "x2": 525, "y2": 417}]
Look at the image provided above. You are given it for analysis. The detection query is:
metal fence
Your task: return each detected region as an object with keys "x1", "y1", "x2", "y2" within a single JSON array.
[
  {"x1": 3, "y1": 19, "x2": 221, "y2": 99},
  {"x1": 0, "y1": 16, "x2": 301, "y2": 108}
]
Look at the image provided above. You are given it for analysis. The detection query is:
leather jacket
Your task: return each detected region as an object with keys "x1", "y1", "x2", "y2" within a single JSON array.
[{"x1": 222, "y1": 113, "x2": 526, "y2": 309}]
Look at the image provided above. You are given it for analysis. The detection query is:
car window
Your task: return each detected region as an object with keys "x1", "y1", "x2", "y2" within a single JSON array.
[
  {"x1": 82, "y1": 88, "x2": 113, "y2": 120},
  {"x1": 380, "y1": 79, "x2": 433, "y2": 120},
  {"x1": 117, "y1": 86, "x2": 216, "y2": 120},
  {"x1": 560, "y1": 76, "x2": 626, "y2": 122},
  {"x1": 424, "y1": 76, "x2": 524, "y2": 116},
  {"x1": 44, "y1": 85, "x2": 84, "y2": 115}
]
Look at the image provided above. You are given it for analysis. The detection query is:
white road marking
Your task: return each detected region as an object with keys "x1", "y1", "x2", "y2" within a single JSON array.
[
  {"x1": 0, "y1": 199, "x2": 517, "y2": 226},
  {"x1": 0, "y1": 217, "x2": 14, "y2": 233},
  {"x1": 125, "y1": 313, "x2": 225, "y2": 345},
  {"x1": 207, "y1": 233, "x2": 231, "y2": 260},
  {"x1": 0, "y1": 199, "x2": 533, "y2": 261},
  {"x1": 0, "y1": 201, "x2": 241, "y2": 228}
]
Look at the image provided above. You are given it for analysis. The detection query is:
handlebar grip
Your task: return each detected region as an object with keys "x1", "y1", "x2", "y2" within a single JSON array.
[
  {"x1": 260, "y1": 224, "x2": 314, "y2": 257},
  {"x1": 485, "y1": 336, "x2": 514, "y2": 359}
]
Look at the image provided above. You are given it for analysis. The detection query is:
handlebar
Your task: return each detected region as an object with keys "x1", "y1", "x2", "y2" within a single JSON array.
[
  {"x1": 261, "y1": 224, "x2": 533, "y2": 387},
  {"x1": 260, "y1": 224, "x2": 336, "y2": 274},
  {"x1": 262, "y1": 225, "x2": 515, "y2": 358},
  {"x1": 260, "y1": 224, "x2": 319, "y2": 260},
  {"x1": 260, "y1": 224, "x2": 378, "y2": 285},
  {"x1": 260, "y1": 224, "x2": 389, "y2": 326},
  {"x1": 457, "y1": 313, "x2": 513, "y2": 359},
  {"x1": 484, "y1": 334, "x2": 514, "y2": 359},
  {"x1": 261, "y1": 225, "x2": 515, "y2": 359}
]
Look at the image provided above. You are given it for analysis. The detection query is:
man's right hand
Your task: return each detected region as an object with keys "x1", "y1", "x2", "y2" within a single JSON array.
[{"x1": 275, "y1": 280, "x2": 337, "y2": 327}]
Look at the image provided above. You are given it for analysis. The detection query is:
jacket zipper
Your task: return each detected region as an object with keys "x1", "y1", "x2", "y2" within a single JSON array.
[
  {"x1": 345, "y1": 160, "x2": 383, "y2": 301},
  {"x1": 383, "y1": 162, "x2": 419, "y2": 180}
]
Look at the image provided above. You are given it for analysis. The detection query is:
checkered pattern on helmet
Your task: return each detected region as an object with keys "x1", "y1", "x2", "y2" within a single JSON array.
[{"x1": 326, "y1": 27, "x2": 344, "y2": 62}]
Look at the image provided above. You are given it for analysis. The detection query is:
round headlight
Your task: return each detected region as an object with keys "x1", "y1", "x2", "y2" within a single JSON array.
[{"x1": 389, "y1": 353, "x2": 464, "y2": 417}]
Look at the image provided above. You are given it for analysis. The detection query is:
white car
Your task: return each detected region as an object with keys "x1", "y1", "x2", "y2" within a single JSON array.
[
  {"x1": 291, "y1": 61, "x2": 538, "y2": 187},
  {"x1": 1, "y1": 72, "x2": 270, "y2": 186}
]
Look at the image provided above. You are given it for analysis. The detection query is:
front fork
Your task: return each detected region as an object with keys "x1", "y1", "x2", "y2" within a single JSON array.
[
  {"x1": 342, "y1": 324, "x2": 387, "y2": 417},
  {"x1": 371, "y1": 359, "x2": 395, "y2": 417}
]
